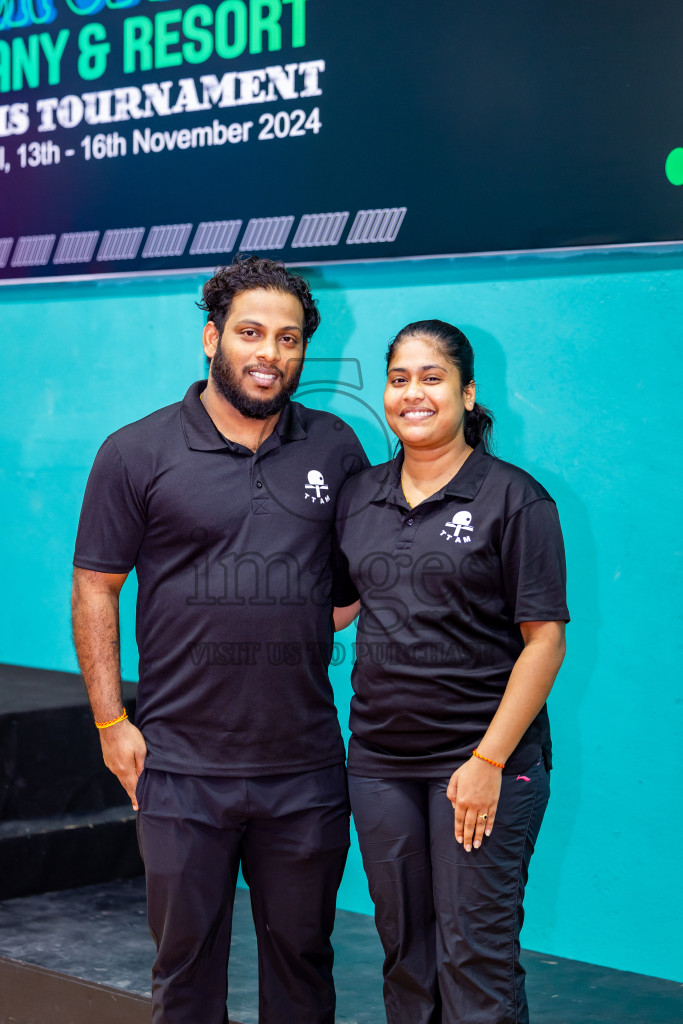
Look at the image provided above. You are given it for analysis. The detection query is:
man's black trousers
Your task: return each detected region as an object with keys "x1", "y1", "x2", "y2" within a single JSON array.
[
  {"x1": 136, "y1": 764, "x2": 350, "y2": 1024},
  {"x1": 349, "y1": 757, "x2": 550, "y2": 1024}
]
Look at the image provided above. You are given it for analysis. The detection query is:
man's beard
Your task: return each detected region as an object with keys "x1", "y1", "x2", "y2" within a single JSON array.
[{"x1": 210, "y1": 338, "x2": 303, "y2": 420}]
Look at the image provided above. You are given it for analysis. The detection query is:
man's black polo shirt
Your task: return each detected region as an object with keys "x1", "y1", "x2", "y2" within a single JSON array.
[
  {"x1": 335, "y1": 444, "x2": 569, "y2": 777},
  {"x1": 74, "y1": 382, "x2": 367, "y2": 777}
]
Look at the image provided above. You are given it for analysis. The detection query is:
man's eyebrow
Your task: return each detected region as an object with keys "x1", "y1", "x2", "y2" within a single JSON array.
[{"x1": 234, "y1": 319, "x2": 302, "y2": 332}]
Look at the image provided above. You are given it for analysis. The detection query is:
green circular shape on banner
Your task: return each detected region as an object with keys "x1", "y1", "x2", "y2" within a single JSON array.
[{"x1": 665, "y1": 148, "x2": 683, "y2": 186}]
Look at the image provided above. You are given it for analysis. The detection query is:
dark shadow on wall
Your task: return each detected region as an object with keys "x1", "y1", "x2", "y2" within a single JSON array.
[{"x1": 458, "y1": 324, "x2": 599, "y2": 943}]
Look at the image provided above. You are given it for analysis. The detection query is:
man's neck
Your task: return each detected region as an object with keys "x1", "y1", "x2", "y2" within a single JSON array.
[{"x1": 200, "y1": 380, "x2": 281, "y2": 451}]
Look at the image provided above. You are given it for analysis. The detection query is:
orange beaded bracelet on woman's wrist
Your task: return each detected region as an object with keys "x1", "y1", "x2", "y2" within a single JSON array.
[{"x1": 472, "y1": 748, "x2": 505, "y2": 769}]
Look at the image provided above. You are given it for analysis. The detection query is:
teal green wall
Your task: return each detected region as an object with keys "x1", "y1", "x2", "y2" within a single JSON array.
[{"x1": 1, "y1": 250, "x2": 681, "y2": 981}]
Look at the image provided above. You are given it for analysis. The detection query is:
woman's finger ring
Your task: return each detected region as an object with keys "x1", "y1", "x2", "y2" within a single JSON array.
[{"x1": 477, "y1": 813, "x2": 488, "y2": 820}]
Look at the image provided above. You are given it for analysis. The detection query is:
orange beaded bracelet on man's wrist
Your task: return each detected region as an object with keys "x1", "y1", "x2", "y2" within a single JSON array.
[
  {"x1": 472, "y1": 748, "x2": 506, "y2": 769},
  {"x1": 95, "y1": 709, "x2": 128, "y2": 730}
]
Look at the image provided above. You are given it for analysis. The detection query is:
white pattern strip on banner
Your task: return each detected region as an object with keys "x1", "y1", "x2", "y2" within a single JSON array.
[
  {"x1": 292, "y1": 212, "x2": 349, "y2": 248},
  {"x1": 11, "y1": 235, "x2": 56, "y2": 267},
  {"x1": 97, "y1": 228, "x2": 145, "y2": 261},
  {"x1": 53, "y1": 231, "x2": 100, "y2": 264},
  {"x1": 346, "y1": 207, "x2": 407, "y2": 244},
  {"x1": 190, "y1": 220, "x2": 242, "y2": 255},
  {"x1": 240, "y1": 216, "x2": 294, "y2": 250},
  {"x1": 0, "y1": 238, "x2": 13, "y2": 269},
  {"x1": 142, "y1": 223, "x2": 192, "y2": 259}
]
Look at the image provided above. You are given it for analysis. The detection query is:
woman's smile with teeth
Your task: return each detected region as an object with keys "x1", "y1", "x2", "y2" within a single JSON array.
[{"x1": 402, "y1": 409, "x2": 434, "y2": 419}]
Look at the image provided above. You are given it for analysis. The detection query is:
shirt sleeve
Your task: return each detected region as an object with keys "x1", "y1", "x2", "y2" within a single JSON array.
[
  {"x1": 500, "y1": 498, "x2": 569, "y2": 623},
  {"x1": 340, "y1": 434, "x2": 371, "y2": 478},
  {"x1": 331, "y1": 528, "x2": 359, "y2": 606},
  {"x1": 73, "y1": 437, "x2": 147, "y2": 573},
  {"x1": 330, "y1": 434, "x2": 368, "y2": 606}
]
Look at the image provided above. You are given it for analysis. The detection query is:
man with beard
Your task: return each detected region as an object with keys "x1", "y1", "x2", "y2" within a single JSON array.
[{"x1": 71, "y1": 256, "x2": 367, "y2": 1024}]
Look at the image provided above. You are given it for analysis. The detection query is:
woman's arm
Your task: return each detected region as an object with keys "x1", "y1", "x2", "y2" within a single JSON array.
[
  {"x1": 446, "y1": 620, "x2": 566, "y2": 851},
  {"x1": 333, "y1": 601, "x2": 360, "y2": 632}
]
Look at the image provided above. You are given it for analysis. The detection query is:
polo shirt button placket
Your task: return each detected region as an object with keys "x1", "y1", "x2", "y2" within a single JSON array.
[
  {"x1": 395, "y1": 510, "x2": 417, "y2": 553},
  {"x1": 252, "y1": 476, "x2": 269, "y2": 514}
]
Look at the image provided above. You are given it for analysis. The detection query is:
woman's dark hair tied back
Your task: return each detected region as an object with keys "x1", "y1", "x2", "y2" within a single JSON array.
[
  {"x1": 463, "y1": 403, "x2": 494, "y2": 451},
  {"x1": 386, "y1": 319, "x2": 494, "y2": 452}
]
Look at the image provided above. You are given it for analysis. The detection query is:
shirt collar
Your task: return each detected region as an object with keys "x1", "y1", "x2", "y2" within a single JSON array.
[
  {"x1": 372, "y1": 443, "x2": 493, "y2": 507},
  {"x1": 276, "y1": 400, "x2": 308, "y2": 442},
  {"x1": 443, "y1": 443, "x2": 493, "y2": 500},
  {"x1": 180, "y1": 382, "x2": 308, "y2": 452}
]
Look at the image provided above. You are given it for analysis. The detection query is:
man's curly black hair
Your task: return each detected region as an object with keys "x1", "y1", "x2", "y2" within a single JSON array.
[{"x1": 197, "y1": 255, "x2": 321, "y2": 342}]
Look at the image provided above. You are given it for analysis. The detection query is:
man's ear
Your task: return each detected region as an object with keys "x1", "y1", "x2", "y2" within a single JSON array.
[{"x1": 202, "y1": 321, "x2": 220, "y2": 360}]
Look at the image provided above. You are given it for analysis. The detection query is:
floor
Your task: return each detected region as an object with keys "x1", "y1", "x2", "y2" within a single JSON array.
[{"x1": 0, "y1": 878, "x2": 681, "y2": 1023}]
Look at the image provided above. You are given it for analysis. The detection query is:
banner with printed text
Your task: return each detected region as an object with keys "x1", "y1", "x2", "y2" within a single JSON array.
[{"x1": 1, "y1": 0, "x2": 682, "y2": 280}]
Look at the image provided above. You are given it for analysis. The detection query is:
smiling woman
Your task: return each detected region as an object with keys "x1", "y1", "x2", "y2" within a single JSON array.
[
  {"x1": 384, "y1": 320, "x2": 492, "y2": 506},
  {"x1": 335, "y1": 319, "x2": 569, "y2": 1024}
]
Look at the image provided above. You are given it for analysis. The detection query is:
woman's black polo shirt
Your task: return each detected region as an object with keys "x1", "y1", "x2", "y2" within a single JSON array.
[
  {"x1": 335, "y1": 444, "x2": 569, "y2": 777},
  {"x1": 74, "y1": 382, "x2": 367, "y2": 777}
]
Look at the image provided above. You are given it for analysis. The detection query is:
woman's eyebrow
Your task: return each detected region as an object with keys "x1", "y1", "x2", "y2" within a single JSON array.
[{"x1": 388, "y1": 364, "x2": 447, "y2": 373}]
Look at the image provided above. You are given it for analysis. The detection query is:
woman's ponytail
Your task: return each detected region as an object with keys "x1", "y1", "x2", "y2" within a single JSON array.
[{"x1": 464, "y1": 402, "x2": 494, "y2": 452}]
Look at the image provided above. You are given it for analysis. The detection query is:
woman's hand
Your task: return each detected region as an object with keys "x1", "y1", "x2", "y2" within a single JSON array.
[
  {"x1": 446, "y1": 756, "x2": 502, "y2": 852},
  {"x1": 446, "y1": 621, "x2": 565, "y2": 851}
]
